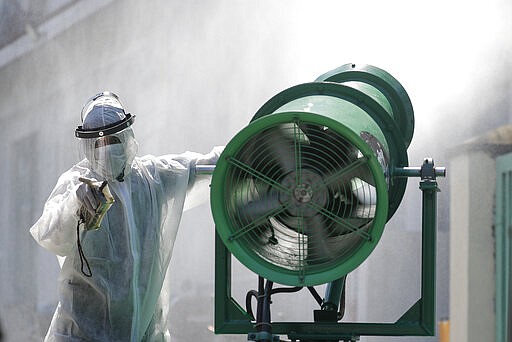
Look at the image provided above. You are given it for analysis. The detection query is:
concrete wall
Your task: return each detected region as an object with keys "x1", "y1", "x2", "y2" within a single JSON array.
[{"x1": 449, "y1": 150, "x2": 496, "y2": 342}]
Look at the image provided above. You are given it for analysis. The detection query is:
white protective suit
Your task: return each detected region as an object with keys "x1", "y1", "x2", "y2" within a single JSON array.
[{"x1": 30, "y1": 92, "x2": 222, "y2": 341}]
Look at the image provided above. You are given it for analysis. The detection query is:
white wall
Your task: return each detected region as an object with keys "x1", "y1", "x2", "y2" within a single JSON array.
[{"x1": 449, "y1": 150, "x2": 496, "y2": 342}]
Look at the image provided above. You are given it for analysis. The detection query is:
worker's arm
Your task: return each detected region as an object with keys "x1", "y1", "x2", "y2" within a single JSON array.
[{"x1": 30, "y1": 167, "x2": 84, "y2": 257}]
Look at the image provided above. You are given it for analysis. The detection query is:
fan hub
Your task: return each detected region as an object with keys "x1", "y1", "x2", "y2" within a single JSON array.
[
  {"x1": 294, "y1": 184, "x2": 313, "y2": 203},
  {"x1": 279, "y1": 169, "x2": 327, "y2": 217}
]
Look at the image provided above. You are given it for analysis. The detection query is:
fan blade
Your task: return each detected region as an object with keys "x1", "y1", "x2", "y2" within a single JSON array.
[
  {"x1": 237, "y1": 191, "x2": 282, "y2": 223},
  {"x1": 322, "y1": 158, "x2": 376, "y2": 196},
  {"x1": 330, "y1": 217, "x2": 372, "y2": 236},
  {"x1": 351, "y1": 178, "x2": 377, "y2": 205},
  {"x1": 304, "y1": 215, "x2": 333, "y2": 263},
  {"x1": 320, "y1": 190, "x2": 373, "y2": 235},
  {"x1": 301, "y1": 123, "x2": 376, "y2": 187},
  {"x1": 263, "y1": 126, "x2": 299, "y2": 174},
  {"x1": 237, "y1": 138, "x2": 258, "y2": 167},
  {"x1": 319, "y1": 204, "x2": 372, "y2": 236},
  {"x1": 352, "y1": 202, "x2": 377, "y2": 218},
  {"x1": 358, "y1": 168, "x2": 376, "y2": 187}
]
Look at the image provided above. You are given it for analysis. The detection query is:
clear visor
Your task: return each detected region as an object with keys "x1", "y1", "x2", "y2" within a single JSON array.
[{"x1": 79, "y1": 127, "x2": 138, "y2": 181}]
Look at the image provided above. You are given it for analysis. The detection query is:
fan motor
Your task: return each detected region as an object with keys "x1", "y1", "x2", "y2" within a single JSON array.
[{"x1": 211, "y1": 64, "x2": 414, "y2": 286}]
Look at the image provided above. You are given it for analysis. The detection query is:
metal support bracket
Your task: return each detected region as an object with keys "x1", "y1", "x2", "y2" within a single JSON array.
[{"x1": 247, "y1": 331, "x2": 280, "y2": 341}]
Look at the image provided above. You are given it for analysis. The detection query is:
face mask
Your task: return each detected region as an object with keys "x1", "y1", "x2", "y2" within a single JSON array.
[{"x1": 94, "y1": 144, "x2": 128, "y2": 181}]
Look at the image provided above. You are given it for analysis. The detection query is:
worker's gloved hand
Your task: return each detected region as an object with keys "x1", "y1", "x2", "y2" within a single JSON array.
[{"x1": 76, "y1": 180, "x2": 102, "y2": 216}]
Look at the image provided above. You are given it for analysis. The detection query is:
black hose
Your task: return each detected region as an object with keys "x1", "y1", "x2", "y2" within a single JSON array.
[
  {"x1": 245, "y1": 290, "x2": 259, "y2": 320},
  {"x1": 307, "y1": 286, "x2": 323, "y2": 307},
  {"x1": 270, "y1": 286, "x2": 303, "y2": 295}
]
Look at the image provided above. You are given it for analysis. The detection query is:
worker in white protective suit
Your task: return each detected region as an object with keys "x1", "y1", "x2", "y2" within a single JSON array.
[{"x1": 30, "y1": 92, "x2": 222, "y2": 341}]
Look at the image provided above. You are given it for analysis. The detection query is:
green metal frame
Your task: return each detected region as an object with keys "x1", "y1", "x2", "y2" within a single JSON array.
[{"x1": 214, "y1": 160, "x2": 441, "y2": 340}]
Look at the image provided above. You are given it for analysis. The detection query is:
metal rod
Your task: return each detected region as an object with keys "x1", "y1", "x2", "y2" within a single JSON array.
[
  {"x1": 195, "y1": 164, "x2": 216, "y2": 175},
  {"x1": 393, "y1": 166, "x2": 446, "y2": 178},
  {"x1": 392, "y1": 158, "x2": 446, "y2": 179}
]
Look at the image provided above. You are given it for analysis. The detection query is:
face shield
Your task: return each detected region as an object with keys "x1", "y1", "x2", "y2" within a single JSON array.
[{"x1": 75, "y1": 92, "x2": 138, "y2": 181}]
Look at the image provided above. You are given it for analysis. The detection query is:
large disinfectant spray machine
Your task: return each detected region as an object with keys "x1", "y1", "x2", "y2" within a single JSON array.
[{"x1": 206, "y1": 64, "x2": 445, "y2": 342}]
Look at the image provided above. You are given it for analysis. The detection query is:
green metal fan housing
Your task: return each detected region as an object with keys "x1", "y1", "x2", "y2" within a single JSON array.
[{"x1": 211, "y1": 64, "x2": 414, "y2": 287}]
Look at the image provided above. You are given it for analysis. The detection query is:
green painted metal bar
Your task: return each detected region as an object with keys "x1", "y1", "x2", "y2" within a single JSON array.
[
  {"x1": 312, "y1": 157, "x2": 369, "y2": 191},
  {"x1": 305, "y1": 201, "x2": 372, "y2": 241},
  {"x1": 228, "y1": 202, "x2": 291, "y2": 241},
  {"x1": 297, "y1": 209, "x2": 306, "y2": 283},
  {"x1": 419, "y1": 179, "x2": 439, "y2": 335},
  {"x1": 226, "y1": 156, "x2": 291, "y2": 194},
  {"x1": 294, "y1": 119, "x2": 303, "y2": 187},
  {"x1": 218, "y1": 320, "x2": 428, "y2": 337},
  {"x1": 214, "y1": 232, "x2": 254, "y2": 333}
]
